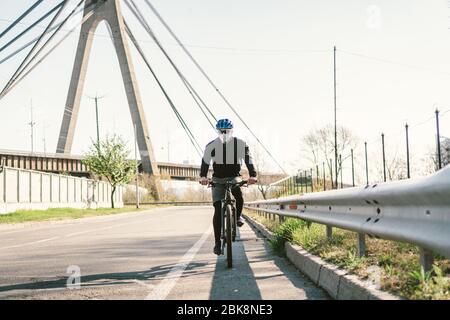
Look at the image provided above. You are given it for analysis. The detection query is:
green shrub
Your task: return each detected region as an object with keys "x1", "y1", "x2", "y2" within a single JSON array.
[
  {"x1": 270, "y1": 218, "x2": 308, "y2": 254},
  {"x1": 410, "y1": 265, "x2": 450, "y2": 300}
]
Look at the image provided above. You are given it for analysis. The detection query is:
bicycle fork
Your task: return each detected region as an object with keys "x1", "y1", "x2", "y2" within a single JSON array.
[{"x1": 221, "y1": 198, "x2": 236, "y2": 254}]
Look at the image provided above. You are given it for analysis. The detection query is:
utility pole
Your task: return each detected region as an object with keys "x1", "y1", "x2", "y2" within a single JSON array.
[
  {"x1": 333, "y1": 45, "x2": 338, "y2": 189},
  {"x1": 316, "y1": 164, "x2": 319, "y2": 186},
  {"x1": 330, "y1": 158, "x2": 333, "y2": 189},
  {"x1": 87, "y1": 93, "x2": 106, "y2": 146},
  {"x1": 28, "y1": 100, "x2": 35, "y2": 154},
  {"x1": 405, "y1": 123, "x2": 410, "y2": 178},
  {"x1": 382, "y1": 133, "x2": 386, "y2": 182},
  {"x1": 435, "y1": 109, "x2": 442, "y2": 170},
  {"x1": 365, "y1": 142, "x2": 369, "y2": 185},
  {"x1": 323, "y1": 162, "x2": 326, "y2": 191},
  {"x1": 134, "y1": 124, "x2": 140, "y2": 209},
  {"x1": 351, "y1": 149, "x2": 355, "y2": 187}
]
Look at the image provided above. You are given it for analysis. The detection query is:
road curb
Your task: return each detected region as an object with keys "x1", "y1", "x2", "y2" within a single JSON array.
[{"x1": 243, "y1": 213, "x2": 402, "y2": 300}]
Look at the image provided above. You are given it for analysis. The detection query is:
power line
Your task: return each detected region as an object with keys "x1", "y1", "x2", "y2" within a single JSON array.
[
  {"x1": 0, "y1": 16, "x2": 329, "y2": 55},
  {"x1": 338, "y1": 48, "x2": 450, "y2": 78},
  {"x1": 144, "y1": 0, "x2": 287, "y2": 174}
]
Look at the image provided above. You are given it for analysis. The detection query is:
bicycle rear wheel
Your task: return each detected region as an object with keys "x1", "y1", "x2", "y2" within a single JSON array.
[
  {"x1": 225, "y1": 204, "x2": 233, "y2": 268},
  {"x1": 232, "y1": 206, "x2": 237, "y2": 242}
]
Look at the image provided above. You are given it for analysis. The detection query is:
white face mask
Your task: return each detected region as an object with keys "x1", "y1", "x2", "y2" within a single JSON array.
[{"x1": 218, "y1": 129, "x2": 233, "y2": 143}]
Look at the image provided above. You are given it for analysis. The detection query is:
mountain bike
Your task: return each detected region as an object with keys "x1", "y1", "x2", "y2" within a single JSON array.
[{"x1": 209, "y1": 179, "x2": 248, "y2": 268}]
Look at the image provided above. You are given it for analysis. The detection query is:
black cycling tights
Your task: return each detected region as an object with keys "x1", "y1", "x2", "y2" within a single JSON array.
[{"x1": 213, "y1": 187, "x2": 243, "y2": 244}]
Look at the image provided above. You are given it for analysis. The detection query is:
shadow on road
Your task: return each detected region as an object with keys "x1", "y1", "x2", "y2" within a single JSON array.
[
  {"x1": 0, "y1": 235, "x2": 214, "y2": 294},
  {"x1": 209, "y1": 238, "x2": 263, "y2": 300},
  {"x1": 0, "y1": 260, "x2": 212, "y2": 293},
  {"x1": 245, "y1": 221, "x2": 330, "y2": 300},
  {"x1": 208, "y1": 223, "x2": 329, "y2": 300}
]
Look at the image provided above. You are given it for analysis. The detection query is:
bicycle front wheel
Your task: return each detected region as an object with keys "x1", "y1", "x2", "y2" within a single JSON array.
[{"x1": 225, "y1": 204, "x2": 233, "y2": 268}]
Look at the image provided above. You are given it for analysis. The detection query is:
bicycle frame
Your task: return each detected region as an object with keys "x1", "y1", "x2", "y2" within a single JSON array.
[
  {"x1": 221, "y1": 183, "x2": 237, "y2": 254},
  {"x1": 209, "y1": 179, "x2": 247, "y2": 268}
]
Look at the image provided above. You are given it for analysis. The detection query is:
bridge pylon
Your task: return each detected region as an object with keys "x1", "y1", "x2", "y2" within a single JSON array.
[{"x1": 56, "y1": 0, "x2": 161, "y2": 198}]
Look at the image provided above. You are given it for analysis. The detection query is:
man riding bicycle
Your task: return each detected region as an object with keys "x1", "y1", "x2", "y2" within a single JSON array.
[{"x1": 199, "y1": 119, "x2": 257, "y2": 255}]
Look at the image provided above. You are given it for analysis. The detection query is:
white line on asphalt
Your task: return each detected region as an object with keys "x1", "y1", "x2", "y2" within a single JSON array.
[
  {"x1": 0, "y1": 237, "x2": 60, "y2": 250},
  {"x1": 145, "y1": 227, "x2": 213, "y2": 300},
  {"x1": 0, "y1": 214, "x2": 178, "y2": 251},
  {"x1": 133, "y1": 279, "x2": 155, "y2": 289}
]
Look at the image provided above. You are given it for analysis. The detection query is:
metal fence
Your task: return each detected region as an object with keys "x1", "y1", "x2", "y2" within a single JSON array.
[{"x1": 245, "y1": 165, "x2": 450, "y2": 272}]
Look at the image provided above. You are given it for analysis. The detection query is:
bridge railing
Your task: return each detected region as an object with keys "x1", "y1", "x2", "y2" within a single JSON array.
[{"x1": 245, "y1": 165, "x2": 450, "y2": 271}]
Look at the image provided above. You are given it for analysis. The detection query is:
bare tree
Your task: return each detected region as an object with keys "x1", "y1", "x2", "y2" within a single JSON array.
[
  {"x1": 302, "y1": 124, "x2": 359, "y2": 188},
  {"x1": 250, "y1": 143, "x2": 277, "y2": 200},
  {"x1": 432, "y1": 136, "x2": 450, "y2": 169},
  {"x1": 423, "y1": 136, "x2": 450, "y2": 174},
  {"x1": 374, "y1": 149, "x2": 408, "y2": 182}
]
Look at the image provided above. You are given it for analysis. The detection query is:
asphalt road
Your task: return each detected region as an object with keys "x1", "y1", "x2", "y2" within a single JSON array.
[{"x1": 0, "y1": 206, "x2": 328, "y2": 300}]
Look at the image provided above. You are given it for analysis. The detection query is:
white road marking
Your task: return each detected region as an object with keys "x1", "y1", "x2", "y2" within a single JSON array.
[
  {"x1": 132, "y1": 279, "x2": 155, "y2": 289},
  {"x1": 0, "y1": 237, "x2": 60, "y2": 250},
  {"x1": 0, "y1": 213, "x2": 180, "y2": 251},
  {"x1": 145, "y1": 227, "x2": 213, "y2": 300}
]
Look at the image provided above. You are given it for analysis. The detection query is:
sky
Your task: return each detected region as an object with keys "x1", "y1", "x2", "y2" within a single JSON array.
[{"x1": 1, "y1": 0, "x2": 450, "y2": 184}]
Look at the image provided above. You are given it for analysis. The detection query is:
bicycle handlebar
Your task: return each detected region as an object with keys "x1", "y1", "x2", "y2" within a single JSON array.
[{"x1": 208, "y1": 180, "x2": 248, "y2": 188}]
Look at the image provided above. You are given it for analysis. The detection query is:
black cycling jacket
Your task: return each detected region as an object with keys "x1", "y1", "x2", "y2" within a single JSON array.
[{"x1": 200, "y1": 137, "x2": 257, "y2": 178}]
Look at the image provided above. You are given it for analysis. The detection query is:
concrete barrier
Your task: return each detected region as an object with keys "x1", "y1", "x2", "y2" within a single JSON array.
[
  {"x1": 243, "y1": 213, "x2": 401, "y2": 300},
  {"x1": 0, "y1": 166, "x2": 123, "y2": 214}
]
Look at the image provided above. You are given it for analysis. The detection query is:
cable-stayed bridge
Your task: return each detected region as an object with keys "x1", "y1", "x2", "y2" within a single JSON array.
[
  {"x1": 1, "y1": 0, "x2": 450, "y2": 302},
  {"x1": 0, "y1": 0, "x2": 286, "y2": 182}
]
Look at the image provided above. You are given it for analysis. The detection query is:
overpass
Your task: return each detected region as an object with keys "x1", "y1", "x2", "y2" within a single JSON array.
[
  {"x1": 0, "y1": 149, "x2": 285, "y2": 183},
  {"x1": 0, "y1": 149, "x2": 209, "y2": 180}
]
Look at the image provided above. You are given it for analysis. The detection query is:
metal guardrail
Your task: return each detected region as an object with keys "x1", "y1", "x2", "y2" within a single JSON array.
[
  {"x1": 125, "y1": 201, "x2": 212, "y2": 206},
  {"x1": 245, "y1": 166, "x2": 450, "y2": 271}
]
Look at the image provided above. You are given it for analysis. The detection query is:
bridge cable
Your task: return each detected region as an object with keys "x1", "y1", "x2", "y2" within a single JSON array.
[
  {"x1": 0, "y1": 2, "x2": 97, "y2": 66},
  {"x1": 0, "y1": 0, "x2": 44, "y2": 40},
  {"x1": 1, "y1": 8, "x2": 99, "y2": 98},
  {"x1": 0, "y1": 0, "x2": 90, "y2": 99},
  {"x1": 125, "y1": 22, "x2": 203, "y2": 156},
  {"x1": 144, "y1": 0, "x2": 287, "y2": 175},
  {"x1": 0, "y1": 0, "x2": 69, "y2": 98},
  {"x1": 124, "y1": 21, "x2": 203, "y2": 157},
  {"x1": 125, "y1": 0, "x2": 217, "y2": 129},
  {"x1": 2, "y1": 0, "x2": 85, "y2": 94},
  {"x1": 125, "y1": 0, "x2": 217, "y2": 131},
  {"x1": 0, "y1": 1, "x2": 65, "y2": 54}
]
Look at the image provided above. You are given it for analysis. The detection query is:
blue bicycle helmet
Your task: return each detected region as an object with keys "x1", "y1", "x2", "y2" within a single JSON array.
[{"x1": 216, "y1": 119, "x2": 234, "y2": 130}]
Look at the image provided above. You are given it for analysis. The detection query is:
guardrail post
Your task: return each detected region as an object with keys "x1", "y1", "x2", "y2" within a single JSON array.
[
  {"x1": 419, "y1": 248, "x2": 434, "y2": 273},
  {"x1": 326, "y1": 226, "x2": 333, "y2": 239},
  {"x1": 357, "y1": 233, "x2": 366, "y2": 257}
]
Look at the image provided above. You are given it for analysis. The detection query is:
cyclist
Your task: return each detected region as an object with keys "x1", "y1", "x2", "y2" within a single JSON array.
[{"x1": 199, "y1": 119, "x2": 257, "y2": 255}]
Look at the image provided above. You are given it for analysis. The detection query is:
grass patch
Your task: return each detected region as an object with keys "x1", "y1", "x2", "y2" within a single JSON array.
[
  {"x1": 245, "y1": 209, "x2": 450, "y2": 300},
  {"x1": 0, "y1": 206, "x2": 159, "y2": 224}
]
